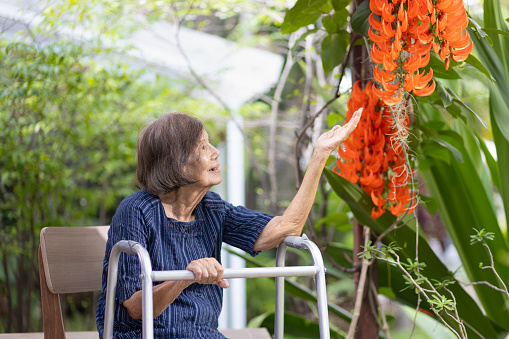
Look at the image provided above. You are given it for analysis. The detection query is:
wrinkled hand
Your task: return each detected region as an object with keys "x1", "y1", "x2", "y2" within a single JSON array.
[
  {"x1": 315, "y1": 108, "x2": 363, "y2": 155},
  {"x1": 186, "y1": 258, "x2": 230, "y2": 288}
]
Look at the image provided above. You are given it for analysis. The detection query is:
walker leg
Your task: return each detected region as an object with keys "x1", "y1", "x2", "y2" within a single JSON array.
[{"x1": 275, "y1": 243, "x2": 287, "y2": 339}]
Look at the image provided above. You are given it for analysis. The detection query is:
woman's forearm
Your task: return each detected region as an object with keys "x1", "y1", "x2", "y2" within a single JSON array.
[
  {"x1": 123, "y1": 280, "x2": 193, "y2": 319},
  {"x1": 253, "y1": 149, "x2": 329, "y2": 251},
  {"x1": 253, "y1": 108, "x2": 362, "y2": 252}
]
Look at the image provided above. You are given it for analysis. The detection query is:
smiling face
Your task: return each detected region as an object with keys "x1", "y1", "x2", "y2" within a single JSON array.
[{"x1": 185, "y1": 129, "x2": 222, "y2": 189}]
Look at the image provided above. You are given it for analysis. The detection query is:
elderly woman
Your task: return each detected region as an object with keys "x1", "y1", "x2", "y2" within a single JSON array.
[{"x1": 96, "y1": 110, "x2": 361, "y2": 339}]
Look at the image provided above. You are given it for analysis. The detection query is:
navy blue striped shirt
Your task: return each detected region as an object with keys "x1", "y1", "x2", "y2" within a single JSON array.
[{"x1": 96, "y1": 189, "x2": 274, "y2": 339}]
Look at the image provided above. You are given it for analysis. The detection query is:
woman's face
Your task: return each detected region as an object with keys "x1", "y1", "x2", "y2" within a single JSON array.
[{"x1": 186, "y1": 129, "x2": 222, "y2": 188}]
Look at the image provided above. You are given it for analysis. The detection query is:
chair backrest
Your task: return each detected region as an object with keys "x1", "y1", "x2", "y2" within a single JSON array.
[{"x1": 39, "y1": 226, "x2": 109, "y2": 338}]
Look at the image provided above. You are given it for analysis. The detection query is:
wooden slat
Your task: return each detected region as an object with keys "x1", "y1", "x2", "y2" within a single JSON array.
[
  {"x1": 39, "y1": 245, "x2": 65, "y2": 339},
  {"x1": 40, "y1": 226, "x2": 109, "y2": 294}
]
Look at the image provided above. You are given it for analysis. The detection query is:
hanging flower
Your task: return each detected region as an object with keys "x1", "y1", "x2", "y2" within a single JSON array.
[
  {"x1": 334, "y1": 81, "x2": 416, "y2": 219},
  {"x1": 368, "y1": 0, "x2": 472, "y2": 105}
]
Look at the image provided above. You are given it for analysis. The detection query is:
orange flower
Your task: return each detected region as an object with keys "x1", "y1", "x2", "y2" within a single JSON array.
[
  {"x1": 368, "y1": 0, "x2": 472, "y2": 103},
  {"x1": 334, "y1": 81, "x2": 415, "y2": 219}
]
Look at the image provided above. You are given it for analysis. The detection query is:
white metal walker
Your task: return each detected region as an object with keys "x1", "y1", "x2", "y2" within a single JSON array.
[{"x1": 103, "y1": 234, "x2": 331, "y2": 339}]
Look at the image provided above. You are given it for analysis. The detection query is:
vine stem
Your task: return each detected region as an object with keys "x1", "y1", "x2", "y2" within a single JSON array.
[
  {"x1": 444, "y1": 286, "x2": 468, "y2": 338},
  {"x1": 346, "y1": 226, "x2": 372, "y2": 339}
]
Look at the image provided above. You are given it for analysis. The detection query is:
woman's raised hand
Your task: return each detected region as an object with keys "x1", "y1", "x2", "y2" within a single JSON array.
[
  {"x1": 186, "y1": 258, "x2": 230, "y2": 288},
  {"x1": 315, "y1": 107, "x2": 363, "y2": 155}
]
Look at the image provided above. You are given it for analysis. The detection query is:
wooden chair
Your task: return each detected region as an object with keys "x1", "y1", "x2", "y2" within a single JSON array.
[{"x1": 32, "y1": 226, "x2": 270, "y2": 339}]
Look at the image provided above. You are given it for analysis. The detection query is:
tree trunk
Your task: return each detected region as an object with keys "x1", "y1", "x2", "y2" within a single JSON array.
[{"x1": 350, "y1": 0, "x2": 379, "y2": 337}]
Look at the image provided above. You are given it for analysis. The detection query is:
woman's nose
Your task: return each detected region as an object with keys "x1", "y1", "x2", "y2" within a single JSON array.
[{"x1": 212, "y1": 146, "x2": 220, "y2": 159}]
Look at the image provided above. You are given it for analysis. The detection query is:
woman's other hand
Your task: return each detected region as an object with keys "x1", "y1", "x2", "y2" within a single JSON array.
[
  {"x1": 186, "y1": 258, "x2": 230, "y2": 288},
  {"x1": 315, "y1": 107, "x2": 363, "y2": 155}
]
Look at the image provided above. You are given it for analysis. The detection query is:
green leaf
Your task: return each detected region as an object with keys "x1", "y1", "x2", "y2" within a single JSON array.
[
  {"x1": 489, "y1": 83, "x2": 509, "y2": 143},
  {"x1": 435, "y1": 80, "x2": 453, "y2": 107},
  {"x1": 470, "y1": 16, "x2": 509, "y2": 142},
  {"x1": 476, "y1": 135, "x2": 501, "y2": 192},
  {"x1": 418, "y1": 194, "x2": 437, "y2": 215},
  {"x1": 468, "y1": 18, "x2": 491, "y2": 42},
  {"x1": 350, "y1": 0, "x2": 371, "y2": 37},
  {"x1": 446, "y1": 87, "x2": 488, "y2": 130},
  {"x1": 482, "y1": 0, "x2": 509, "y2": 63},
  {"x1": 321, "y1": 32, "x2": 348, "y2": 73},
  {"x1": 429, "y1": 137, "x2": 464, "y2": 163},
  {"x1": 464, "y1": 54, "x2": 496, "y2": 83},
  {"x1": 281, "y1": 0, "x2": 333, "y2": 35},
  {"x1": 378, "y1": 286, "x2": 396, "y2": 299},
  {"x1": 490, "y1": 91, "x2": 509, "y2": 246},
  {"x1": 421, "y1": 141, "x2": 451, "y2": 164},
  {"x1": 331, "y1": 0, "x2": 352, "y2": 11},
  {"x1": 322, "y1": 9, "x2": 348, "y2": 34},
  {"x1": 315, "y1": 212, "x2": 350, "y2": 226}
]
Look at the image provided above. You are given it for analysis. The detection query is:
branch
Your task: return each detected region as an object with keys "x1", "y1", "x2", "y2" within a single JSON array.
[
  {"x1": 483, "y1": 242, "x2": 509, "y2": 299},
  {"x1": 268, "y1": 33, "x2": 299, "y2": 213},
  {"x1": 166, "y1": 6, "x2": 273, "y2": 202},
  {"x1": 346, "y1": 226, "x2": 372, "y2": 339},
  {"x1": 461, "y1": 280, "x2": 508, "y2": 294},
  {"x1": 371, "y1": 282, "x2": 391, "y2": 339}
]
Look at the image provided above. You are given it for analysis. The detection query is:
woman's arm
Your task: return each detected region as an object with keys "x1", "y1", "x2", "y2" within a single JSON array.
[
  {"x1": 253, "y1": 108, "x2": 363, "y2": 251},
  {"x1": 123, "y1": 257, "x2": 229, "y2": 319}
]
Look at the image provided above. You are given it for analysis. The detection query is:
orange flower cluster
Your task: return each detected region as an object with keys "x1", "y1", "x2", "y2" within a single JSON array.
[
  {"x1": 334, "y1": 81, "x2": 416, "y2": 219},
  {"x1": 368, "y1": 0, "x2": 472, "y2": 105}
]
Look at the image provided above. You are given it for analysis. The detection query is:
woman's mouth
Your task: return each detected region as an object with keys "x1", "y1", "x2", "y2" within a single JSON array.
[{"x1": 209, "y1": 165, "x2": 220, "y2": 172}]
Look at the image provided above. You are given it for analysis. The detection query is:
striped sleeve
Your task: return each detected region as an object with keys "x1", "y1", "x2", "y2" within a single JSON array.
[
  {"x1": 222, "y1": 202, "x2": 274, "y2": 256},
  {"x1": 107, "y1": 201, "x2": 149, "y2": 307}
]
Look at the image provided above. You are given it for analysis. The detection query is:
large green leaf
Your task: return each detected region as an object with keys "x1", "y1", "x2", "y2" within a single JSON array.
[
  {"x1": 323, "y1": 168, "x2": 499, "y2": 337},
  {"x1": 464, "y1": 54, "x2": 496, "y2": 83},
  {"x1": 281, "y1": 0, "x2": 332, "y2": 34},
  {"x1": 321, "y1": 31, "x2": 348, "y2": 74},
  {"x1": 483, "y1": 0, "x2": 509, "y2": 79},
  {"x1": 351, "y1": 0, "x2": 371, "y2": 37},
  {"x1": 475, "y1": 134, "x2": 501, "y2": 192},
  {"x1": 480, "y1": 0, "x2": 509, "y2": 248},
  {"x1": 471, "y1": 28, "x2": 509, "y2": 142},
  {"x1": 490, "y1": 92, "x2": 509, "y2": 245}
]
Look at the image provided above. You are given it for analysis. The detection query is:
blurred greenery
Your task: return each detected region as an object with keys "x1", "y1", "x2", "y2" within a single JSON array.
[{"x1": 0, "y1": 32, "x2": 223, "y2": 333}]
